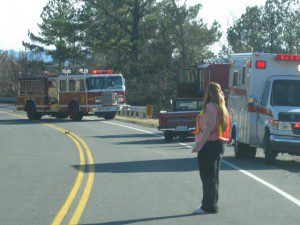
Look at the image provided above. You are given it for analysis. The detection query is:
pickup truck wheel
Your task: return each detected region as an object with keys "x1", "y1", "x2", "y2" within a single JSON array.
[
  {"x1": 164, "y1": 131, "x2": 174, "y2": 142},
  {"x1": 69, "y1": 103, "x2": 83, "y2": 121},
  {"x1": 178, "y1": 134, "x2": 187, "y2": 141},
  {"x1": 233, "y1": 138, "x2": 246, "y2": 159},
  {"x1": 263, "y1": 131, "x2": 277, "y2": 165},
  {"x1": 104, "y1": 112, "x2": 116, "y2": 120},
  {"x1": 245, "y1": 146, "x2": 257, "y2": 159}
]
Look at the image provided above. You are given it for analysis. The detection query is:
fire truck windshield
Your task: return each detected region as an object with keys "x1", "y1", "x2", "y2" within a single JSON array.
[
  {"x1": 271, "y1": 80, "x2": 300, "y2": 107},
  {"x1": 86, "y1": 76, "x2": 124, "y2": 90}
]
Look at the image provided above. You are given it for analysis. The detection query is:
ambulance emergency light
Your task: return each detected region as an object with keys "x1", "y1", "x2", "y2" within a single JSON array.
[
  {"x1": 255, "y1": 60, "x2": 266, "y2": 69},
  {"x1": 274, "y1": 54, "x2": 300, "y2": 61},
  {"x1": 91, "y1": 70, "x2": 114, "y2": 74},
  {"x1": 293, "y1": 123, "x2": 300, "y2": 129}
]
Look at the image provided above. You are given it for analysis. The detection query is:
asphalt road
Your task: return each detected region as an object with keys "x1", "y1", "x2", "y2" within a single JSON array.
[{"x1": 0, "y1": 104, "x2": 299, "y2": 225}]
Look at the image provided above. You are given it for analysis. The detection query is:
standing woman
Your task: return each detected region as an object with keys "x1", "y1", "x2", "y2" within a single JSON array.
[{"x1": 192, "y1": 82, "x2": 230, "y2": 214}]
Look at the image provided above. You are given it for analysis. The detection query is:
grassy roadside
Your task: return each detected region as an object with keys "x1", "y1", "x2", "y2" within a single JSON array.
[{"x1": 115, "y1": 115, "x2": 158, "y2": 128}]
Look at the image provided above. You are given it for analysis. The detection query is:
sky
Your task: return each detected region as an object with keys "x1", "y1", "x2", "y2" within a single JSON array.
[{"x1": 0, "y1": 0, "x2": 266, "y2": 53}]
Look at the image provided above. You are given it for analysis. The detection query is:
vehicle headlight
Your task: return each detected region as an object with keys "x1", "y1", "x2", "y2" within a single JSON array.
[{"x1": 278, "y1": 121, "x2": 292, "y2": 130}]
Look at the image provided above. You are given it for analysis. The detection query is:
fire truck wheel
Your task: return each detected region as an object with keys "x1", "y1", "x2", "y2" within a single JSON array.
[
  {"x1": 69, "y1": 103, "x2": 83, "y2": 121},
  {"x1": 35, "y1": 113, "x2": 42, "y2": 120},
  {"x1": 164, "y1": 131, "x2": 174, "y2": 142},
  {"x1": 245, "y1": 146, "x2": 257, "y2": 159},
  {"x1": 263, "y1": 131, "x2": 277, "y2": 165},
  {"x1": 26, "y1": 102, "x2": 41, "y2": 120}
]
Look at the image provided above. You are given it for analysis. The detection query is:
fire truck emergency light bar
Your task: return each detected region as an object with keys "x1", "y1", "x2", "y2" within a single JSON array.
[
  {"x1": 91, "y1": 70, "x2": 114, "y2": 74},
  {"x1": 274, "y1": 54, "x2": 300, "y2": 61}
]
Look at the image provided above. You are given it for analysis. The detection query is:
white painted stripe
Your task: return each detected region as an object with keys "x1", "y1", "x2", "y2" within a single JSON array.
[
  {"x1": 103, "y1": 121, "x2": 161, "y2": 137},
  {"x1": 103, "y1": 120, "x2": 300, "y2": 207},
  {"x1": 222, "y1": 160, "x2": 300, "y2": 207}
]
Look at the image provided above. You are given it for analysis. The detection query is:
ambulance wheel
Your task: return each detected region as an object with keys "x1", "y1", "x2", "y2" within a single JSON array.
[
  {"x1": 104, "y1": 112, "x2": 116, "y2": 120},
  {"x1": 234, "y1": 140, "x2": 246, "y2": 159},
  {"x1": 263, "y1": 131, "x2": 277, "y2": 165},
  {"x1": 26, "y1": 102, "x2": 42, "y2": 120},
  {"x1": 164, "y1": 131, "x2": 174, "y2": 142},
  {"x1": 245, "y1": 146, "x2": 257, "y2": 159},
  {"x1": 69, "y1": 103, "x2": 83, "y2": 121}
]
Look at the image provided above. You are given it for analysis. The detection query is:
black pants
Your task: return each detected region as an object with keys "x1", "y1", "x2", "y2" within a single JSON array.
[{"x1": 197, "y1": 140, "x2": 224, "y2": 213}]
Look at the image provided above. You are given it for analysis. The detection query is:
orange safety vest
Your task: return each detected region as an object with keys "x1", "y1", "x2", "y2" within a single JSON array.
[{"x1": 191, "y1": 110, "x2": 231, "y2": 142}]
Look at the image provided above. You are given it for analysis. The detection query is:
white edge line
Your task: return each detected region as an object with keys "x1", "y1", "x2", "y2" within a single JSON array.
[{"x1": 103, "y1": 120, "x2": 300, "y2": 207}]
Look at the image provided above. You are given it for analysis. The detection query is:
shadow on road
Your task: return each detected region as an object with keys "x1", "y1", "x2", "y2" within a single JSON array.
[
  {"x1": 223, "y1": 155, "x2": 300, "y2": 174},
  {"x1": 73, "y1": 158, "x2": 198, "y2": 173},
  {"x1": 80, "y1": 213, "x2": 202, "y2": 225},
  {"x1": 72, "y1": 155, "x2": 300, "y2": 173},
  {"x1": 92, "y1": 133, "x2": 161, "y2": 139},
  {"x1": 116, "y1": 138, "x2": 166, "y2": 145}
]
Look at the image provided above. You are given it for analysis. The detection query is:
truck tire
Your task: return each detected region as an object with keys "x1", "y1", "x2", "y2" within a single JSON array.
[
  {"x1": 104, "y1": 112, "x2": 116, "y2": 120},
  {"x1": 263, "y1": 131, "x2": 277, "y2": 165},
  {"x1": 234, "y1": 141, "x2": 247, "y2": 159},
  {"x1": 26, "y1": 102, "x2": 42, "y2": 120},
  {"x1": 234, "y1": 141, "x2": 245, "y2": 159},
  {"x1": 178, "y1": 134, "x2": 187, "y2": 141},
  {"x1": 69, "y1": 102, "x2": 83, "y2": 121},
  {"x1": 245, "y1": 146, "x2": 257, "y2": 159},
  {"x1": 164, "y1": 131, "x2": 174, "y2": 142}
]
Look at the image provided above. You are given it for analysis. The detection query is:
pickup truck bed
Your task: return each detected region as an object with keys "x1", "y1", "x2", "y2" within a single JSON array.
[{"x1": 158, "y1": 110, "x2": 200, "y2": 142}]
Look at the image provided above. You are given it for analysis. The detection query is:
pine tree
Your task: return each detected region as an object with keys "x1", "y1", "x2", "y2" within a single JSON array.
[{"x1": 23, "y1": 0, "x2": 83, "y2": 71}]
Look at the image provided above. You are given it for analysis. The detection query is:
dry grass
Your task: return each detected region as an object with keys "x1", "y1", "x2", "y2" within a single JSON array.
[{"x1": 115, "y1": 116, "x2": 158, "y2": 127}]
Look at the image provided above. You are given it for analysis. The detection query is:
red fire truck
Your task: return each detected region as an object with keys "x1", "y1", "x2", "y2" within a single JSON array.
[{"x1": 17, "y1": 69, "x2": 126, "y2": 121}]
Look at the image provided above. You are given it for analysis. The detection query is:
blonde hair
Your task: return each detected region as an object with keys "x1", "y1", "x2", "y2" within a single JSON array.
[{"x1": 202, "y1": 82, "x2": 229, "y2": 130}]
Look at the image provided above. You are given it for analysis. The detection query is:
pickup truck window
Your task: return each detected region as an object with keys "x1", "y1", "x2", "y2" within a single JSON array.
[
  {"x1": 175, "y1": 99, "x2": 202, "y2": 111},
  {"x1": 271, "y1": 80, "x2": 300, "y2": 106}
]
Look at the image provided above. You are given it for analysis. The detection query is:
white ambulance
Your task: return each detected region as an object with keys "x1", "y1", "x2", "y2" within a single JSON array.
[{"x1": 228, "y1": 53, "x2": 300, "y2": 164}]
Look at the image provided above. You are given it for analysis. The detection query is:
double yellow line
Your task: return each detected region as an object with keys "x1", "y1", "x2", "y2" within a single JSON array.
[
  {"x1": 0, "y1": 111, "x2": 94, "y2": 225},
  {"x1": 47, "y1": 124, "x2": 95, "y2": 225}
]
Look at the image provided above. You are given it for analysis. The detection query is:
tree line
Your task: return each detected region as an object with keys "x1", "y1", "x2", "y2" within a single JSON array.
[{"x1": 0, "y1": 0, "x2": 299, "y2": 112}]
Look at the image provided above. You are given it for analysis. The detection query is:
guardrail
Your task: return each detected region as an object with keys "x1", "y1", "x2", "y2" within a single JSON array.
[
  {"x1": 118, "y1": 105, "x2": 147, "y2": 119},
  {"x1": 0, "y1": 97, "x2": 16, "y2": 103}
]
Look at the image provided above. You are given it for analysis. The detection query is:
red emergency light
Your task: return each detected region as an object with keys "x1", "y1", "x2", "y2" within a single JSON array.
[
  {"x1": 91, "y1": 70, "x2": 114, "y2": 74},
  {"x1": 255, "y1": 60, "x2": 266, "y2": 69},
  {"x1": 293, "y1": 123, "x2": 300, "y2": 129},
  {"x1": 274, "y1": 54, "x2": 300, "y2": 61}
]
